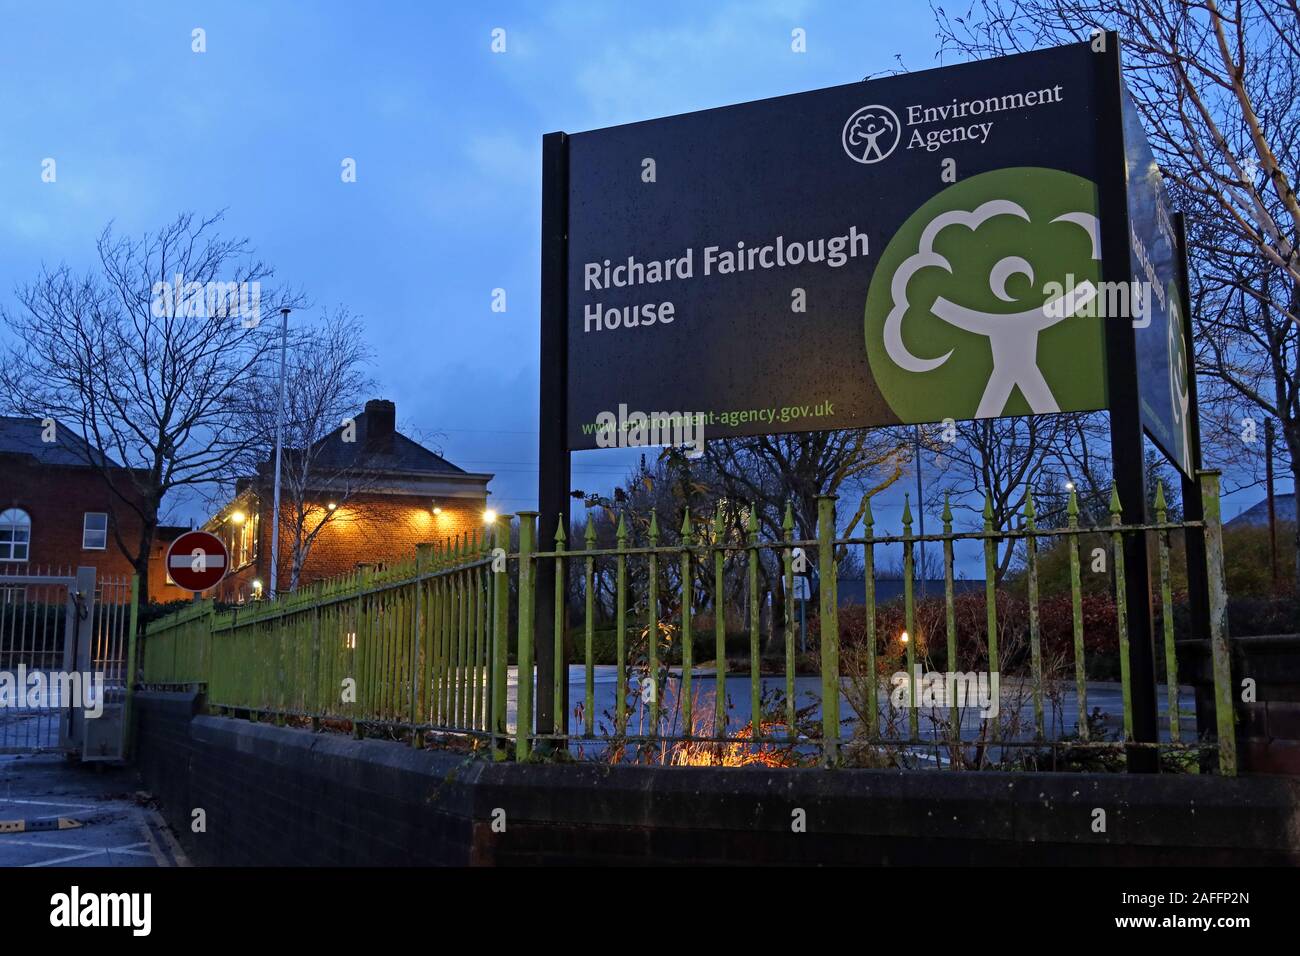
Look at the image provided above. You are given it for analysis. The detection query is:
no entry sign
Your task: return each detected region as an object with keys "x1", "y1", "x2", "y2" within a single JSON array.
[{"x1": 166, "y1": 530, "x2": 229, "y2": 592}]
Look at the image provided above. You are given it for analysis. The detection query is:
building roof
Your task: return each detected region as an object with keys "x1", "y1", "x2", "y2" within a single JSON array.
[
  {"x1": 248, "y1": 400, "x2": 491, "y2": 490},
  {"x1": 266, "y1": 399, "x2": 470, "y2": 477},
  {"x1": 1227, "y1": 493, "x2": 1296, "y2": 528},
  {"x1": 0, "y1": 417, "x2": 121, "y2": 468}
]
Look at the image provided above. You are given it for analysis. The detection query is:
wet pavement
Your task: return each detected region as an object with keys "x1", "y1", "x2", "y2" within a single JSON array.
[{"x1": 0, "y1": 755, "x2": 188, "y2": 868}]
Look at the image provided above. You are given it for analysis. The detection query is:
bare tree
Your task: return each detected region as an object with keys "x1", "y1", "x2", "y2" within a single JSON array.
[
  {"x1": 0, "y1": 211, "x2": 302, "y2": 604},
  {"x1": 233, "y1": 308, "x2": 376, "y2": 592},
  {"x1": 932, "y1": 0, "x2": 1300, "y2": 597}
]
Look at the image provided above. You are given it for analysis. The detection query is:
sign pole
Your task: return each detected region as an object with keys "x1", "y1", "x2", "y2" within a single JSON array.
[
  {"x1": 1173, "y1": 211, "x2": 1215, "y2": 758},
  {"x1": 1099, "y1": 33, "x2": 1160, "y2": 771},
  {"x1": 537, "y1": 130, "x2": 571, "y2": 753}
]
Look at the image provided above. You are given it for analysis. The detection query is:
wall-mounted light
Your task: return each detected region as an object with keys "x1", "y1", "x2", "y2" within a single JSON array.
[
  {"x1": 252, "y1": 578, "x2": 263, "y2": 598},
  {"x1": 327, "y1": 502, "x2": 338, "y2": 511},
  {"x1": 431, "y1": 505, "x2": 442, "y2": 515},
  {"x1": 483, "y1": 509, "x2": 498, "y2": 524},
  {"x1": 900, "y1": 630, "x2": 910, "y2": 644},
  {"x1": 230, "y1": 510, "x2": 246, "y2": 525}
]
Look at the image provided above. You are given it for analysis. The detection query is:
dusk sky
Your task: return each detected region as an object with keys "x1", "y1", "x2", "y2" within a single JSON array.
[{"x1": 0, "y1": 0, "x2": 1275, "y2": 544}]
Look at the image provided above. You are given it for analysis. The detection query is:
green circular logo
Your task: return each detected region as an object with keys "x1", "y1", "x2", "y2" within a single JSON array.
[{"x1": 865, "y1": 167, "x2": 1107, "y2": 423}]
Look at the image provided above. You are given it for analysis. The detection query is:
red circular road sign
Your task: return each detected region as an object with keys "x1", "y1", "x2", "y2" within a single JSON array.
[{"x1": 166, "y1": 530, "x2": 230, "y2": 592}]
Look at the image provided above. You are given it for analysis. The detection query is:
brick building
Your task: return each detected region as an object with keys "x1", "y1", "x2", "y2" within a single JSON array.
[
  {"x1": 0, "y1": 417, "x2": 189, "y2": 601},
  {"x1": 206, "y1": 400, "x2": 493, "y2": 602}
]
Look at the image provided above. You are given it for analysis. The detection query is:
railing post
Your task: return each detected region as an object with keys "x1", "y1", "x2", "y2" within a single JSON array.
[
  {"x1": 412, "y1": 543, "x2": 432, "y2": 748},
  {"x1": 516, "y1": 512, "x2": 538, "y2": 761},
  {"x1": 817, "y1": 495, "x2": 840, "y2": 765},
  {"x1": 492, "y1": 514, "x2": 512, "y2": 758},
  {"x1": 1199, "y1": 470, "x2": 1237, "y2": 776},
  {"x1": 902, "y1": 495, "x2": 917, "y2": 740}
]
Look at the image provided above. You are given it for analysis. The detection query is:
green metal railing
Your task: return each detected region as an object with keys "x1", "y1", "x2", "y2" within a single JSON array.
[{"x1": 142, "y1": 471, "x2": 1239, "y2": 774}]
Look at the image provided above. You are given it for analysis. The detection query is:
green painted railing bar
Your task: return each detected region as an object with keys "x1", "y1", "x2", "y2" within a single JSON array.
[
  {"x1": 584, "y1": 519, "x2": 596, "y2": 738},
  {"x1": 648, "y1": 512, "x2": 661, "y2": 737},
  {"x1": 1110, "y1": 485, "x2": 1134, "y2": 744},
  {"x1": 817, "y1": 495, "x2": 840, "y2": 765},
  {"x1": 615, "y1": 513, "x2": 629, "y2": 738},
  {"x1": 1068, "y1": 489, "x2": 1088, "y2": 740},
  {"x1": 492, "y1": 514, "x2": 511, "y2": 755},
  {"x1": 1155, "y1": 483, "x2": 1181, "y2": 744},
  {"x1": 1200, "y1": 470, "x2": 1237, "y2": 776},
  {"x1": 942, "y1": 496, "x2": 957, "y2": 741},
  {"x1": 747, "y1": 507, "x2": 760, "y2": 740},
  {"x1": 863, "y1": 497, "x2": 878, "y2": 742},
  {"x1": 554, "y1": 516, "x2": 567, "y2": 735},
  {"x1": 712, "y1": 509, "x2": 726, "y2": 741},
  {"x1": 902, "y1": 495, "x2": 917, "y2": 740},
  {"x1": 982, "y1": 493, "x2": 1000, "y2": 743},
  {"x1": 1025, "y1": 491, "x2": 1044, "y2": 741},
  {"x1": 680, "y1": 511, "x2": 694, "y2": 739},
  {"x1": 516, "y1": 512, "x2": 537, "y2": 760},
  {"x1": 783, "y1": 503, "x2": 796, "y2": 740}
]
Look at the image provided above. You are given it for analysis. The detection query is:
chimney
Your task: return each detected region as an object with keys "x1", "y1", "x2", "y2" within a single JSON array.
[{"x1": 364, "y1": 399, "x2": 396, "y2": 450}]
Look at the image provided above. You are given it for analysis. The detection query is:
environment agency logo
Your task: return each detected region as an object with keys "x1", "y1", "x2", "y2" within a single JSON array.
[
  {"x1": 864, "y1": 166, "x2": 1108, "y2": 422},
  {"x1": 842, "y1": 105, "x2": 901, "y2": 163}
]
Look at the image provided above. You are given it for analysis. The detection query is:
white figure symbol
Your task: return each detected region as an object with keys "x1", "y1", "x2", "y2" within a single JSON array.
[
  {"x1": 883, "y1": 200, "x2": 1101, "y2": 417},
  {"x1": 846, "y1": 108, "x2": 898, "y2": 162}
]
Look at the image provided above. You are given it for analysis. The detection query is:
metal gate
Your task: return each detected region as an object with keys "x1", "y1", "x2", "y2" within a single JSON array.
[{"x1": 0, "y1": 566, "x2": 137, "y2": 760}]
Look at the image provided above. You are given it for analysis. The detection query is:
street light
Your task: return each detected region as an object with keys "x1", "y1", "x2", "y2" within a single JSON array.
[{"x1": 268, "y1": 307, "x2": 290, "y2": 601}]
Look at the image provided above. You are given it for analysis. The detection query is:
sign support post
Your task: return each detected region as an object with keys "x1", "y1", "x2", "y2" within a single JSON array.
[
  {"x1": 537, "y1": 130, "x2": 571, "y2": 753},
  {"x1": 1098, "y1": 34, "x2": 1159, "y2": 771}
]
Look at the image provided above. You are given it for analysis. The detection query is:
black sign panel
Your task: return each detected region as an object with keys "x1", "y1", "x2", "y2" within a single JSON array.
[{"x1": 565, "y1": 42, "x2": 1116, "y2": 450}]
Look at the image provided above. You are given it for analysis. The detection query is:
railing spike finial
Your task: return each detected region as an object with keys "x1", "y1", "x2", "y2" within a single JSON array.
[
  {"x1": 616, "y1": 511, "x2": 628, "y2": 543},
  {"x1": 585, "y1": 514, "x2": 597, "y2": 546},
  {"x1": 1067, "y1": 486, "x2": 1079, "y2": 523},
  {"x1": 901, "y1": 493, "x2": 912, "y2": 531},
  {"x1": 782, "y1": 501, "x2": 794, "y2": 533},
  {"x1": 713, "y1": 503, "x2": 725, "y2": 539},
  {"x1": 1109, "y1": 482, "x2": 1123, "y2": 521},
  {"x1": 942, "y1": 491, "x2": 952, "y2": 532},
  {"x1": 746, "y1": 503, "x2": 759, "y2": 536},
  {"x1": 982, "y1": 490, "x2": 994, "y2": 529},
  {"x1": 1024, "y1": 489, "x2": 1036, "y2": 530},
  {"x1": 680, "y1": 509, "x2": 692, "y2": 538},
  {"x1": 649, "y1": 510, "x2": 660, "y2": 544},
  {"x1": 555, "y1": 513, "x2": 566, "y2": 544},
  {"x1": 1154, "y1": 479, "x2": 1167, "y2": 522},
  {"x1": 863, "y1": 493, "x2": 874, "y2": 530}
]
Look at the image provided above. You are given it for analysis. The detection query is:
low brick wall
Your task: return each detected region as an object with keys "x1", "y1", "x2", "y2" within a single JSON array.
[{"x1": 133, "y1": 692, "x2": 1300, "y2": 866}]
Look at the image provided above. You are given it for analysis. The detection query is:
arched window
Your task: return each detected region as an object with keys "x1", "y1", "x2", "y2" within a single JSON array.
[{"x1": 0, "y1": 509, "x2": 31, "y2": 562}]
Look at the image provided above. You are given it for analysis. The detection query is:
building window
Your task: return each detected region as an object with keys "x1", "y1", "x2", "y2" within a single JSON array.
[
  {"x1": 0, "y1": 509, "x2": 31, "y2": 562},
  {"x1": 82, "y1": 512, "x2": 108, "y2": 550}
]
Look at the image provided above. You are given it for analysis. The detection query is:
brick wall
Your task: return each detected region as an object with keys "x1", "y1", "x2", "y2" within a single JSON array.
[
  {"x1": 213, "y1": 494, "x2": 487, "y2": 602},
  {"x1": 0, "y1": 456, "x2": 188, "y2": 602}
]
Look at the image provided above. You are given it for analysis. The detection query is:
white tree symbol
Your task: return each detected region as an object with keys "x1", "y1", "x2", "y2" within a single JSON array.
[
  {"x1": 883, "y1": 199, "x2": 1101, "y2": 418},
  {"x1": 846, "y1": 108, "x2": 898, "y2": 162}
]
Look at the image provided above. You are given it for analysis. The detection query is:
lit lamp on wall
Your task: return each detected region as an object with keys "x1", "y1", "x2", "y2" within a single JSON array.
[
  {"x1": 252, "y1": 578, "x2": 264, "y2": 600},
  {"x1": 230, "y1": 510, "x2": 246, "y2": 525},
  {"x1": 483, "y1": 509, "x2": 497, "y2": 525},
  {"x1": 327, "y1": 502, "x2": 338, "y2": 512}
]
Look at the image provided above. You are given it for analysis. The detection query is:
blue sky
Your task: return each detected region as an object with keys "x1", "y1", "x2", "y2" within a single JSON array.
[{"x1": 0, "y1": 0, "x2": 1277, "y2": 546}]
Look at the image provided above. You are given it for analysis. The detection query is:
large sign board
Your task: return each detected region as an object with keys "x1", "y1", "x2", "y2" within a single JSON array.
[
  {"x1": 565, "y1": 42, "x2": 1117, "y2": 450},
  {"x1": 1123, "y1": 88, "x2": 1194, "y2": 478}
]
